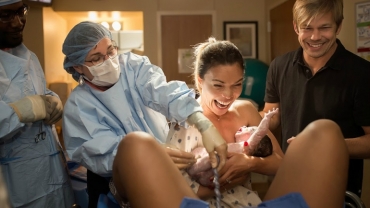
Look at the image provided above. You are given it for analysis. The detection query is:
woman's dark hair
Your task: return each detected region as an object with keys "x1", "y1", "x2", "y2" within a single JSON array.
[{"x1": 192, "y1": 37, "x2": 245, "y2": 94}]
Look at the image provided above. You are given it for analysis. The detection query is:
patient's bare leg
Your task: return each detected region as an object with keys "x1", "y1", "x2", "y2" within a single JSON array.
[
  {"x1": 264, "y1": 119, "x2": 348, "y2": 208},
  {"x1": 112, "y1": 131, "x2": 198, "y2": 208}
]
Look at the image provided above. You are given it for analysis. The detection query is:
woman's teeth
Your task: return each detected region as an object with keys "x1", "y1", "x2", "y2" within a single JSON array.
[{"x1": 215, "y1": 100, "x2": 230, "y2": 108}]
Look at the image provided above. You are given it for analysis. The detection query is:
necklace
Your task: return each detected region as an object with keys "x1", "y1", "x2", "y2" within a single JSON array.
[
  {"x1": 215, "y1": 114, "x2": 222, "y2": 121},
  {"x1": 214, "y1": 112, "x2": 226, "y2": 121}
]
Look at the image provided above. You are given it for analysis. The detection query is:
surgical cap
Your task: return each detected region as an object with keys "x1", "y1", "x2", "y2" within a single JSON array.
[
  {"x1": 0, "y1": 0, "x2": 21, "y2": 6},
  {"x1": 62, "y1": 21, "x2": 112, "y2": 81}
]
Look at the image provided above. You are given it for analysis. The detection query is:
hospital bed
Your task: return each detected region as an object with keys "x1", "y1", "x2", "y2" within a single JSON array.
[{"x1": 345, "y1": 191, "x2": 366, "y2": 208}]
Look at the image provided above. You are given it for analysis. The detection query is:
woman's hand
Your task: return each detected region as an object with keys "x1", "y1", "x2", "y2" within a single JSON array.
[
  {"x1": 163, "y1": 145, "x2": 196, "y2": 170},
  {"x1": 196, "y1": 173, "x2": 247, "y2": 200},
  {"x1": 218, "y1": 152, "x2": 251, "y2": 187},
  {"x1": 220, "y1": 174, "x2": 249, "y2": 193}
]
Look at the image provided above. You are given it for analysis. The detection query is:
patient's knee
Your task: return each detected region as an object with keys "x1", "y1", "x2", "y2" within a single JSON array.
[
  {"x1": 122, "y1": 131, "x2": 155, "y2": 143},
  {"x1": 307, "y1": 119, "x2": 340, "y2": 131},
  {"x1": 115, "y1": 132, "x2": 157, "y2": 164},
  {"x1": 303, "y1": 119, "x2": 343, "y2": 142}
]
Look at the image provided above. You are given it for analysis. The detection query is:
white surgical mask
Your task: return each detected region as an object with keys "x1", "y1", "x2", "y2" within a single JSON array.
[{"x1": 84, "y1": 56, "x2": 121, "y2": 86}]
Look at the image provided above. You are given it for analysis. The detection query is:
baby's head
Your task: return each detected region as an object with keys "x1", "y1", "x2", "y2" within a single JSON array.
[{"x1": 250, "y1": 135, "x2": 273, "y2": 157}]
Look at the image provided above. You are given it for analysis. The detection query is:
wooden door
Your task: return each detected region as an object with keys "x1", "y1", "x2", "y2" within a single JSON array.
[
  {"x1": 269, "y1": 0, "x2": 299, "y2": 146},
  {"x1": 161, "y1": 15, "x2": 213, "y2": 84},
  {"x1": 270, "y1": 0, "x2": 300, "y2": 60}
]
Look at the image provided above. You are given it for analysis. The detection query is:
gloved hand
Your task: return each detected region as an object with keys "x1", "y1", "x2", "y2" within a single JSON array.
[
  {"x1": 187, "y1": 111, "x2": 227, "y2": 171},
  {"x1": 8, "y1": 95, "x2": 51, "y2": 123},
  {"x1": 43, "y1": 95, "x2": 63, "y2": 125}
]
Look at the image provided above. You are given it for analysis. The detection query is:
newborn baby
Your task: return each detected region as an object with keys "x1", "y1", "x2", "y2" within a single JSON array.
[{"x1": 187, "y1": 108, "x2": 279, "y2": 186}]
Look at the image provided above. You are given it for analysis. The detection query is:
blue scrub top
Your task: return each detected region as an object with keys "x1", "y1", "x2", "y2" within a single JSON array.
[
  {"x1": 63, "y1": 52, "x2": 202, "y2": 177},
  {"x1": 0, "y1": 44, "x2": 74, "y2": 207}
]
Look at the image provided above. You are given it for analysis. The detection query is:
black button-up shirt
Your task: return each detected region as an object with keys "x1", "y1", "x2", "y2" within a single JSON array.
[{"x1": 265, "y1": 39, "x2": 370, "y2": 195}]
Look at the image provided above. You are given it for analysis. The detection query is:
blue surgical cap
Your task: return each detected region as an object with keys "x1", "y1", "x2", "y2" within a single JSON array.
[
  {"x1": 62, "y1": 21, "x2": 112, "y2": 81},
  {"x1": 0, "y1": 0, "x2": 21, "y2": 6}
]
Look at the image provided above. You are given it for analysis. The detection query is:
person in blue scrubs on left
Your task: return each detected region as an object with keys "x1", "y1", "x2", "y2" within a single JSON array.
[
  {"x1": 0, "y1": 0, "x2": 74, "y2": 207},
  {"x1": 62, "y1": 21, "x2": 228, "y2": 208}
]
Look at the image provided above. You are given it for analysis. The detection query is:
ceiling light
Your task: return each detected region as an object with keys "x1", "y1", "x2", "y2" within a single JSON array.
[{"x1": 112, "y1": 21, "x2": 122, "y2": 31}]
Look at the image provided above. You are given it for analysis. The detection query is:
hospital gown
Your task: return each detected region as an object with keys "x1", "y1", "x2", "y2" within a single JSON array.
[
  {"x1": 0, "y1": 44, "x2": 74, "y2": 207},
  {"x1": 63, "y1": 52, "x2": 202, "y2": 177},
  {"x1": 168, "y1": 123, "x2": 262, "y2": 208}
]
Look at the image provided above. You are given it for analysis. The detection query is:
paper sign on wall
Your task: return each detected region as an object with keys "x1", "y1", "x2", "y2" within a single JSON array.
[
  {"x1": 356, "y1": 1, "x2": 370, "y2": 61},
  {"x1": 178, "y1": 48, "x2": 194, "y2": 73}
]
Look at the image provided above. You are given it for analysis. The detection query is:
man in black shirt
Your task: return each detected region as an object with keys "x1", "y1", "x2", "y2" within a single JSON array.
[{"x1": 262, "y1": 0, "x2": 370, "y2": 197}]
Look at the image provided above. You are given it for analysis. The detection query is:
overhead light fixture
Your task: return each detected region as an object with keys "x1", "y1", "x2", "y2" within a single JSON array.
[
  {"x1": 111, "y1": 11, "x2": 120, "y2": 20},
  {"x1": 101, "y1": 21, "x2": 109, "y2": 29},
  {"x1": 112, "y1": 21, "x2": 122, "y2": 31},
  {"x1": 88, "y1": 11, "x2": 98, "y2": 21},
  {"x1": 99, "y1": 21, "x2": 123, "y2": 31}
]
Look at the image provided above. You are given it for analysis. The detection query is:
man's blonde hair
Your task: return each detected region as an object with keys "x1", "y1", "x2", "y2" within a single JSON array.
[{"x1": 293, "y1": 0, "x2": 343, "y2": 30}]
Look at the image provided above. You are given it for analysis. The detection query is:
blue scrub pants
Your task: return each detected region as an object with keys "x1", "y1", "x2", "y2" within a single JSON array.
[{"x1": 179, "y1": 192, "x2": 309, "y2": 208}]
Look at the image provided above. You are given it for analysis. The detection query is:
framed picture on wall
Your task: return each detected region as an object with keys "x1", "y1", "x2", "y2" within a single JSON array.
[{"x1": 223, "y1": 21, "x2": 258, "y2": 59}]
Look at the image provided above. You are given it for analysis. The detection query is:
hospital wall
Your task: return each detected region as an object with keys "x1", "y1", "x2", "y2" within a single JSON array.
[
  {"x1": 23, "y1": 0, "x2": 367, "y2": 83},
  {"x1": 22, "y1": 0, "x2": 370, "y2": 206}
]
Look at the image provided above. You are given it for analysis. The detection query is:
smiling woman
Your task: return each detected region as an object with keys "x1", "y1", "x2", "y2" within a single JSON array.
[{"x1": 164, "y1": 37, "x2": 284, "y2": 208}]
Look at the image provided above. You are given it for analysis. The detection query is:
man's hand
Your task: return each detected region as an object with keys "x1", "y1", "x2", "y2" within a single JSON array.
[
  {"x1": 287, "y1": 136, "x2": 296, "y2": 144},
  {"x1": 9, "y1": 95, "x2": 51, "y2": 123},
  {"x1": 44, "y1": 95, "x2": 63, "y2": 125},
  {"x1": 260, "y1": 102, "x2": 281, "y2": 131}
]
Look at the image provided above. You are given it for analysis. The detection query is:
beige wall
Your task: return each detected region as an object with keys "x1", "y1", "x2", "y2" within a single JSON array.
[
  {"x1": 51, "y1": 0, "x2": 268, "y2": 65},
  {"x1": 24, "y1": 0, "x2": 269, "y2": 86},
  {"x1": 23, "y1": 6, "x2": 44, "y2": 69},
  {"x1": 52, "y1": 0, "x2": 158, "y2": 66},
  {"x1": 42, "y1": 7, "x2": 70, "y2": 85},
  {"x1": 24, "y1": 8, "x2": 143, "y2": 86},
  {"x1": 24, "y1": 0, "x2": 368, "y2": 67}
]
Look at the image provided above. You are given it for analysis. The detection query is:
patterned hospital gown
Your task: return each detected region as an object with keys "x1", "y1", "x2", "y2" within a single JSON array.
[{"x1": 167, "y1": 123, "x2": 262, "y2": 208}]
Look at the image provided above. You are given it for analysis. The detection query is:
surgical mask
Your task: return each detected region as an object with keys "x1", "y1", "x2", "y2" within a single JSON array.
[{"x1": 84, "y1": 56, "x2": 121, "y2": 86}]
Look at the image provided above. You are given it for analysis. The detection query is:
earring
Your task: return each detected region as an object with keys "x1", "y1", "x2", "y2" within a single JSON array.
[{"x1": 78, "y1": 75, "x2": 85, "y2": 86}]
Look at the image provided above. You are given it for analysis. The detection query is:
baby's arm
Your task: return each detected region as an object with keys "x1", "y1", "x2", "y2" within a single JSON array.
[
  {"x1": 252, "y1": 108, "x2": 278, "y2": 138},
  {"x1": 247, "y1": 108, "x2": 279, "y2": 148}
]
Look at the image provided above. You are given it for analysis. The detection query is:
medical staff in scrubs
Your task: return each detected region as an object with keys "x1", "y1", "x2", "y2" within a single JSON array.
[
  {"x1": 0, "y1": 0, "x2": 74, "y2": 207},
  {"x1": 62, "y1": 21, "x2": 227, "y2": 208}
]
